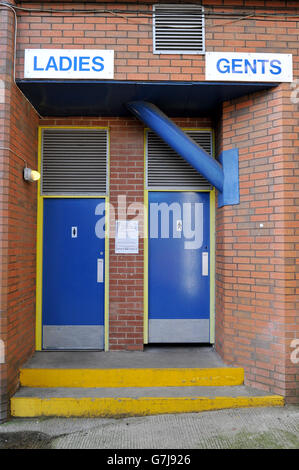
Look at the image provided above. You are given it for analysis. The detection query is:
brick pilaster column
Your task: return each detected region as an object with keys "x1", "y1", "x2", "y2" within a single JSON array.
[
  {"x1": 0, "y1": 1, "x2": 39, "y2": 421},
  {"x1": 215, "y1": 85, "x2": 299, "y2": 403},
  {"x1": 0, "y1": 1, "x2": 16, "y2": 422}
]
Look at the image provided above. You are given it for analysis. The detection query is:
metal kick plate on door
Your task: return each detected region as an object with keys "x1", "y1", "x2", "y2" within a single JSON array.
[
  {"x1": 97, "y1": 259, "x2": 104, "y2": 283},
  {"x1": 202, "y1": 252, "x2": 209, "y2": 276}
]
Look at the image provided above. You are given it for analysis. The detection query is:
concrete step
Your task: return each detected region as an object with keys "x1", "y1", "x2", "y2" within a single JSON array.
[
  {"x1": 13, "y1": 351, "x2": 283, "y2": 418},
  {"x1": 19, "y1": 367, "x2": 245, "y2": 388},
  {"x1": 19, "y1": 348, "x2": 229, "y2": 369},
  {"x1": 11, "y1": 386, "x2": 284, "y2": 418}
]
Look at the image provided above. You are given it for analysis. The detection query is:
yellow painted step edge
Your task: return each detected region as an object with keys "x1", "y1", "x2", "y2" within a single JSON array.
[
  {"x1": 11, "y1": 395, "x2": 284, "y2": 418},
  {"x1": 19, "y1": 368, "x2": 244, "y2": 388}
]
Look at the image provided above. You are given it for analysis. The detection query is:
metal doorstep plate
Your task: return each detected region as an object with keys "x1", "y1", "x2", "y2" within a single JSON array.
[
  {"x1": 148, "y1": 319, "x2": 210, "y2": 343},
  {"x1": 43, "y1": 325, "x2": 104, "y2": 350}
]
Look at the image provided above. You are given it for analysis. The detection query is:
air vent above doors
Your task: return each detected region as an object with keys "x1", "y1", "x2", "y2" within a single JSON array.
[
  {"x1": 41, "y1": 128, "x2": 108, "y2": 195},
  {"x1": 146, "y1": 129, "x2": 213, "y2": 190},
  {"x1": 153, "y1": 4, "x2": 205, "y2": 54}
]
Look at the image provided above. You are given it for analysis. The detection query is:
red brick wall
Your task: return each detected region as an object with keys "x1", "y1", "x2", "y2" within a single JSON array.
[
  {"x1": 0, "y1": 2, "x2": 39, "y2": 421},
  {"x1": 40, "y1": 116, "x2": 212, "y2": 350},
  {"x1": 6, "y1": 84, "x2": 39, "y2": 399},
  {"x1": 0, "y1": 5, "x2": 13, "y2": 423},
  {"x1": 216, "y1": 84, "x2": 299, "y2": 403},
  {"x1": 14, "y1": 1, "x2": 299, "y2": 81},
  {"x1": 0, "y1": 0, "x2": 297, "y2": 408}
]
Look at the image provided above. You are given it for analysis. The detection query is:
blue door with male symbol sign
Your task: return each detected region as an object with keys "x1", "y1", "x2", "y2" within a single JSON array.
[{"x1": 148, "y1": 191, "x2": 210, "y2": 343}]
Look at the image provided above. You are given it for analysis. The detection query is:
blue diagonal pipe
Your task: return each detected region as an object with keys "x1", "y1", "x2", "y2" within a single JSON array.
[{"x1": 127, "y1": 101, "x2": 224, "y2": 192}]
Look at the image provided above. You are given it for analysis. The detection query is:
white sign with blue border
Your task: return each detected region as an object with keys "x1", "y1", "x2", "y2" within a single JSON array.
[
  {"x1": 24, "y1": 49, "x2": 114, "y2": 79},
  {"x1": 205, "y1": 52, "x2": 293, "y2": 82}
]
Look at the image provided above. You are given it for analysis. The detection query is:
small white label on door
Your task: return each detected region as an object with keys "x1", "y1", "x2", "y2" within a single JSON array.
[
  {"x1": 202, "y1": 252, "x2": 209, "y2": 276},
  {"x1": 71, "y1": 226, "x2": 78, "y2": 238}
]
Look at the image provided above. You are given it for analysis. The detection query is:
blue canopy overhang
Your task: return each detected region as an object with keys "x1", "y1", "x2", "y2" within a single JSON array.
[
  {"x1": 16, "y1": 79, "x2": 276, "y2": 117},
  {"x1": 17, "y1": 79, "x2": 277, "y2": 206}
]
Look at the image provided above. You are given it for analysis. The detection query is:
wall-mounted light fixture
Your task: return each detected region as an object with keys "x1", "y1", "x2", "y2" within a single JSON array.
[
  {"x1": 23, "y1": 167, "x2": 41, "y2": 183},
  {"x1": 0, "y1": 147, "x2": 40, "y2": 183}
]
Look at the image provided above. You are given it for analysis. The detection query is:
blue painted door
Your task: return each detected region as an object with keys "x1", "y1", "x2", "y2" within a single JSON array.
[
  {"x1": 42, "y1": 198, "x2": 105, "y2": 349},
  {"x1": 148, "y1": 192, "x2": 210, "y2": 343}
]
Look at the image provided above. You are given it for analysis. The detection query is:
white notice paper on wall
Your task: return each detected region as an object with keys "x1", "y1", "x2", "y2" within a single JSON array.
[{"x1": 115, "y1": 220, "x2": 139, "y2": 254}]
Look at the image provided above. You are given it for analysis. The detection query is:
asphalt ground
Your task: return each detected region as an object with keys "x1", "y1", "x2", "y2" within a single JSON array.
[{"x1": 0, "y1": 405, "x2": 298, "y2": 450}]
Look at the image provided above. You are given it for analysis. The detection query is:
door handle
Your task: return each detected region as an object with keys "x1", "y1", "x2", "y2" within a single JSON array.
[
  {"x1": 97, "y1": 259, "x2": 104, "y2": 283},
  {"x1": 202, "y1": 252, "x2": 209, "y2": 276}
]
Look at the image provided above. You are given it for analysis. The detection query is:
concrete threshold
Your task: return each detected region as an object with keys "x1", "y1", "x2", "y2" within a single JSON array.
[{"x1": 21, "y1": 346, "x2": 227, "y2": 369}]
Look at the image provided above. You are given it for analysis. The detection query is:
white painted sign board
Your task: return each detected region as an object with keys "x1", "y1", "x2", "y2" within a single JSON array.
[
  {"x1": 24, "y1": 49, "x2": 114, "y2": 79},
  {"x1": 205, "y1": 52, "x2": 293, "y2": 82}
]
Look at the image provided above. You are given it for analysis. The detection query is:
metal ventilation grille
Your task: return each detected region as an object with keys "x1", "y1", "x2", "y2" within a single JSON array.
[
  {"x1": 153, "y1": 4, "x2": 205, "y2": 54},
  {"x1": 41, "y1": 129, "x2": 108, "y2": 195},
  {"x1": 146, "y1": 130, "x2": 213, "y2": 190}
]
